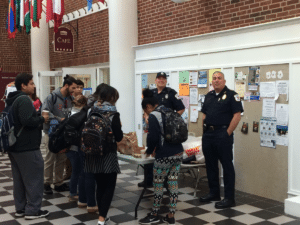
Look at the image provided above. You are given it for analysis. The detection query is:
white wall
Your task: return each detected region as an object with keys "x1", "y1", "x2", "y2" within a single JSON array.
[{"x1": 134, "y1": 17, "x2": 300, "y2": 209}]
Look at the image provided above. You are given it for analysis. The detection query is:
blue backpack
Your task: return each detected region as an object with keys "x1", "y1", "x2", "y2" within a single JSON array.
[{"x1": 0, "y1": 95, "x2": 26, "y2": 153}]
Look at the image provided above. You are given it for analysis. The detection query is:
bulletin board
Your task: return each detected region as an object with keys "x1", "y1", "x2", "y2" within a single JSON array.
[
  {"x1": 188, "y1": 70, "x2": 210, "y2": 137},
  {"x1": 234, "y1": 64, "x2": 289, "y2": 202}
]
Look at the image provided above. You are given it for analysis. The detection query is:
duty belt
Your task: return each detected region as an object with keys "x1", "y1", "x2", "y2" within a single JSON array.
[{"x1": 207, "y1": 125, "x2": 228, "y2": 131}]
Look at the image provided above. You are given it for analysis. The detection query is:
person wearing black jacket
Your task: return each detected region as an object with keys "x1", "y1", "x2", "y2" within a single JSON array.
[{"x1": 6, "y1": 73, "x2": 49, "y2": 220}]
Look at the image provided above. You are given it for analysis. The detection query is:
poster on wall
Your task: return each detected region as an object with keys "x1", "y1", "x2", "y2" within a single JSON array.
[
  {"x1": 262, "y1": 99, "x2": 275, "y2": 118},
  {"x1": 276, "y1": 125, "x2": 288, "y2": 146},
  {"x1": 249, "y1": 66, "x2": 260, "y2": 84},
  {"x1": 190, "y1": 106, "x2": 198, "y2": 123},
  {"x1": 179, "y1": 83, "x2": 189, "y2": 96},
  {"x1": 260, "y1": 82, "x2": 276, "y2": 98},
  {"x1": 235, "y1": 82, "x2": 246, "y2": 98},
  {"x1": 276, "y1": 104, "x2": 289, "y2": 126},
  {"x1": 189, "y1": 88, "x2": 198, "y2": 105},
  {"x1": 198, "y1": 71, "x2": 207, "y2": 88},
  {"x1": 166, "y1": 72, "x2": 171, "y2": 87},
  {"x1": 179, "y1": 96, "x2": 189, "y2": 109},
  {"x1": 260, "y1": 117, "x2": 276, "y2": 149},
  {"x1": 181, "y1": 109, "x2": 189, "y2": 125},
  {"x1": 179, "y1": 71, "x2": 189, "y2": 83},
  {"x1": 189, "y1": 71, "x2": 198, "y2": 86},
  {"x1": 141, "y1": 74, "x2": 148, "y2": 89}
]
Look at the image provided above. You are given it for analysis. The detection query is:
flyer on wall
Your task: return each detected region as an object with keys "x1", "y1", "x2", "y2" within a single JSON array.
[{"x1": 260, "y1": 117, "x2": 277, "y2": 149}]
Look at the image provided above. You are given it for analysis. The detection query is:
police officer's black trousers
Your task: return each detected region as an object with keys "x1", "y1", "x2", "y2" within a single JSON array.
[{"x1": 202, "y1": 128, "x2": 235, "y2": 199}]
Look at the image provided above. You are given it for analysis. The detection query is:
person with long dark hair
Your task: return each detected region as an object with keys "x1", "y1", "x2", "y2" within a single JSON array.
[
  {"x1": 139, "y1": 89, "x2": 184, "y2": 225},
  {"x1": 84, "y1": 85, "x2": 123, "y2": 225}
]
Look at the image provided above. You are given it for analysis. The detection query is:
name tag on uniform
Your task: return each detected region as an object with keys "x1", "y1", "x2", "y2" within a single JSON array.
[{"x1": 234, "y1": 94, "x2": 240, "y2": 101}]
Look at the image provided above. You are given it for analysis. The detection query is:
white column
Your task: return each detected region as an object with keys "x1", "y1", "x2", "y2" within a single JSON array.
[
  {"x1": 31, "y1": 9, "x2": 50, "y2": 97},
  {"x1": 108, "y1": 0, "x2": 138, "y2": 133}
]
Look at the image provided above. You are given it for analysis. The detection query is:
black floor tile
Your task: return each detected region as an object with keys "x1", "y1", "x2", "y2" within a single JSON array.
[
  {"x1": 185, "y1": 199, "x2": 203, "y2": 206},
  {"x1": 0, "y1": 220, "x2": 21, "y2": 225},
  {"x1": 214, "y1": 219, "x2": 247, "y2": 225},
  {"x1": 110, "y1": 213, "x2": 136, "y2": 223},
  {"x1": 41, "y1": 200, "x2": 53, "y2": 207},
  {"x1": 181, "y1": 207, "x2": 210, "y2": 216},
  {"x1": 215, "y1": 208, "x2": 245, "y2": 218},
  {"x1": 116, "y1": 182, "x2": 135, "y2": 187},
  {"x1": 42, "y1": 192, "x2": 65, "y2": 200},
  {"x1": 235, "y1": 196, "x2": 260, "y2": 204},
  {"x1": 0, "y1": 178, "x2": 12, "y2": 183},
  {"x1": 0, "y1": 200, "x2": 15, "y2": 207},
  {"x1": 250, "y1": 210, "x2": 280, "y2": 220},
  {"x1": 112, "y1": 195, "x2": 122, "y2": 201},
  {"x1": 252, "y1": 221, "x2": 277, "y2": 225},
  {"x1": 265, "y1": 205, "x2": 285, "y2": 215},
  {"x1": 74, "y1": 212, "x2": 99, "y2": 222},
  {"x1": 282, "y1": 220, "x2": 300, "y2": 225},
  {"x1": 31, "y1": 222, "x2": 53, "y2": 225},
  {"x1": 114, "y1": 187, "x2": 129, "y2": 194},
  {"x1": 0, "y1": 207, "x2": 7, "y2": 214},
  {"x1": 46, "y1": 210, "x2": 71, "y2": 220},
  {"x1": 126, "y1": 196, "x2": 150, "y2": 204},
  {"x1": 117, "y1": 204, "x2": 144, "y2": 213},
  {"x1": 56, "y1": 201, "x2": 78, "y2": 210},
  {"x1": 0, "y1": 191, "x2": 11, "y2": 196},
  {"x1": 248, "y1": 201, "x2": 278, "y2": 210},
  {"x1": 177, "y1": 217, "x2": 207, "y2": 225},
  {"x1": 121, "y1": 176, "x2": 140, "y2": 182}
]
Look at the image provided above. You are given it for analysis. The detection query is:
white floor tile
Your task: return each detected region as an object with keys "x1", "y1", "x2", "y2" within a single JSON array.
[
  {"x1": 196, "y1": 212, "x2": 228, "y2": 223},
  {"x1": 232, "y1": 214, "x2": 265, "y2": 224},
  {"x1": 268, "y1": 215, "x2": 296, "y2": 224}
]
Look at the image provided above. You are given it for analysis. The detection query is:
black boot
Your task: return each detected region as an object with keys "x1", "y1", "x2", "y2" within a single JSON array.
[
  {"x1": 199, "y1": 193, "x2": 221, "y2": 202},
  {"x1": 215, "y1": 199, "x2": 236, "y2": 209}
]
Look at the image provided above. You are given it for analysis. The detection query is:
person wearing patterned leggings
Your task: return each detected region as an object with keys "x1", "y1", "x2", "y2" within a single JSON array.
[{"x1": 139, "y1": 89, "x2": 184, "y2": 225}]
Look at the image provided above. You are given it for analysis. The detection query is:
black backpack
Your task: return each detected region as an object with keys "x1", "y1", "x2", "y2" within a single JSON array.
[
  {"x1": 155, "y1": 107, "x2": 188, "y2": 144},
  {"x1": 64, "y1": 107, "x2": 88, "y2": 147},
  {"x1": 48, "y1": 118, "x2": 69, "y2": 153},
  {"x1": 81, "y1": 107, "x2": 117, "y2": 156}
]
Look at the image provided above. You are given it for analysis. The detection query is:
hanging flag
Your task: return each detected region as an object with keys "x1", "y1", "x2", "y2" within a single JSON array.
[
  {"x1": 87, "y1": 0, "x2": 92, "y2": 11},
  {"x1": 15, "y1": 0, "x2": 21, "y2": 32},
  {"x1": 32, "y1": 0, "x2": 39, "y2": 27},
  {"x1": 46, "y1": 0, "x2": 53, "y2": 23},
  {"x1": 99, "y1": 0, "x2": 105, "y2": 3},
  {"x1": 7, "y1": 0, "x2": 17, "y2": 39},
  {"x1": 24, "y1": 0, "x2": 31, "y2": 34},
  {"x1": 53, "y1": 0, "x2": 64, "y2": 33},
  {"x1": 20, "y1": 0, "x2": 24, "y2": 27}
]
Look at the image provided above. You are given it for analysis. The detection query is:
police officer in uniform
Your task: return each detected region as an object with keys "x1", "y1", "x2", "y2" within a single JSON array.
[
  {"x1": 138, "y1": 72, "x2": 185, "y2": 187},
  {"x1": 200, "y1": 71, "x2": 243, "y2": 209}
]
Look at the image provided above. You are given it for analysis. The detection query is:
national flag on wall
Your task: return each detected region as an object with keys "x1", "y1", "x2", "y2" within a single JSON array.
[
  {"x1": 20, "y1": 0, "x2": 24, "y2": 27},
  {"x1": 24, "y1": 0, "x2": 31, "y2": 34},
  {"x1": 7, "y1": 0, "x2": 17, "y2": 39},
  {"x1": 15, "y1": 0, "x2": 21, "y2": 32},
  {"x1": 99, "y1": 0, "x2": 105, "y2": 3},
  {"x1": 32, "y1": 0, "x2": 42, "y2": 27}
]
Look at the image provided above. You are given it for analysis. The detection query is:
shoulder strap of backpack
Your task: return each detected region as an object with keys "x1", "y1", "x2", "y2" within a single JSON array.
[
  {"x1": 51, "y1": 93, "x2": 58, "y2": 105},
  {"x1": 11, "y1": 95, "x2": 31, "y2": 137}
]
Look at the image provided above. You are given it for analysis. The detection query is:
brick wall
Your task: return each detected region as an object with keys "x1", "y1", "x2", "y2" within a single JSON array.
[
  {"x1": 0, "y1": 0, "x2": 31, "y2": 73},
  {"x1": 49, "y1": 10, "x2": 109, "y2": 69},
  {"x1": 64, "y1": 0, "x2": 104, "y2": 14},
  {"x1": 138, "y1": 0, "x2": 300, "y2": 45}
]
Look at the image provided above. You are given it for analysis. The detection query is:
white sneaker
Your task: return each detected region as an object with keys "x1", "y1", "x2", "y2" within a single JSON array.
[{"x1": 25, "y1": 210, "x2": 50, "y2": 220}]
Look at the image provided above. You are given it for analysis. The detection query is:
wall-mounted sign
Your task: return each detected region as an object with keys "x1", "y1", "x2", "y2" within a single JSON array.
[{"x1": 54, "y1": 27, "x2": 74, "y2": 53}]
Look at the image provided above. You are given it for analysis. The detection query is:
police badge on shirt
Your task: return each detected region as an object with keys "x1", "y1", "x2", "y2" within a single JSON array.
[{"x1": 234, "y1": 94, "x2": 240, "y2": 102}]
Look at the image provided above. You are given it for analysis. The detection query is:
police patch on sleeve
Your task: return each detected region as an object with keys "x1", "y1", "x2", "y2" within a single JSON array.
[{"x1": 234, "y1": 94, "x2": 240, "y2": 102}]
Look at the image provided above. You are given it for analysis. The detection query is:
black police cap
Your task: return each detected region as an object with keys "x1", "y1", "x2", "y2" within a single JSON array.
[{"x1": 156, "y1": 72, "x2": 167, "y2": 79}]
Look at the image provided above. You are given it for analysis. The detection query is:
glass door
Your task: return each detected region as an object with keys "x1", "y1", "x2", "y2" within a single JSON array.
[{"x1": 38, "y1": 71, "x2": 63, "y2": 104}]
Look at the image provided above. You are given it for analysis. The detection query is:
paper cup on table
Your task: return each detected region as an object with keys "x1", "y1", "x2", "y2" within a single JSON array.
[{"x1": 141, "y1": 149, "x2": 146, "y2": 159}]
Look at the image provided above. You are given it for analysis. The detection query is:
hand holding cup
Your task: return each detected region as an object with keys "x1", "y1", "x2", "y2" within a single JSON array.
[{"x1": 42, "y1": 110, "x2": 49, "y2": 123}]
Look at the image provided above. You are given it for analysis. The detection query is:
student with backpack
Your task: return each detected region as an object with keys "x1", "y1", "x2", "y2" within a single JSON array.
[
  {"x1": 42, "y1": 75, "x2": 77, "y2": 194},
  {"x1": 139, "y1": 89, "x2": 186, "y2": 225},
  {"x1": 82, "y1": 85, "x2": 123, "y2": 225},
  {"x1": 64, "y1": 95, "x2": 97, "y2": 213},
  {"x1": 4, "y1": 73, "x2": 49, "y2": 219}
]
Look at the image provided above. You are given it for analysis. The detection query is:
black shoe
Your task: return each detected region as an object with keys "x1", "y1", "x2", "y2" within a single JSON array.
[
  {"x1": 25, "y1": 210, "x2": 50, "y2": 220},
  {"x1": 138, "y1": 181, "x2": 153, "y2": 188},
  {"x1": 162, "y1": 214, "x2": 175, "y2": 224},
  {"x1": 199, "y1": 193, "x2": 221, "y2": 202},
  {"x1": 15, "y1": 210, "x2": 25, "y2": 218},
  {"x1": 215, "y1": 198, "x2": 236, "y2": 209},
  {"x1": 44, "y1": 184, "x2": 53, "y2": 195},
  {"x1": 54, "y1": 183, "x2": 69, "y2": 192},
  {"x1": 139, "y1": 213, "x2": 160, "y2": 224}
]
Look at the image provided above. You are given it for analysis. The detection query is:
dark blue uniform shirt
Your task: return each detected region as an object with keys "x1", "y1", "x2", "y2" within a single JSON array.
[
  {"x1": 152, "y1": 87, "x2": 185, "y2": 111},
  {"x1": 201, "y1": 86, "x2": 244, "y2": 126}
]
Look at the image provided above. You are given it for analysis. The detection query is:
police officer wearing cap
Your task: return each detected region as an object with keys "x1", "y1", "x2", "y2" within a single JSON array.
[
  {"x1": 200, "y1": 71, "x2": 243, "y2": 209},
  {"x1": 138, "y1": 72, "x2": 185, "y2": 188}
]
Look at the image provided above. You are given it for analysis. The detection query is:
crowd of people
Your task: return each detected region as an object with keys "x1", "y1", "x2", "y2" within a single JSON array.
[{"x1": 4, "y1": 71, "x2": 243, "y2": 225}]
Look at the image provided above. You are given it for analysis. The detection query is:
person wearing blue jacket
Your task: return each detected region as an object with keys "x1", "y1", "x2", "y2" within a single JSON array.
[{"x1": 139, "y1": 89, "x2": 183, "y2": 225}]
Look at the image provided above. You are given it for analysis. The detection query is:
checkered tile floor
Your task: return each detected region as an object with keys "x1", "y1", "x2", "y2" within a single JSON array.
[{"x1": 0, "y1": 148, "x2": 299, "y2": 225}]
